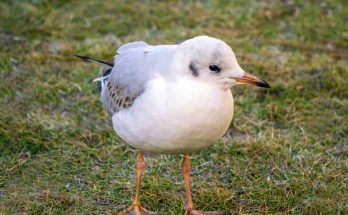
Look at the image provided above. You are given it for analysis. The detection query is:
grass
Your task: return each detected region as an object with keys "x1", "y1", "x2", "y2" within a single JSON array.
[{"x1": 0, "y1": 0, "x2": 347, "y2": 214}]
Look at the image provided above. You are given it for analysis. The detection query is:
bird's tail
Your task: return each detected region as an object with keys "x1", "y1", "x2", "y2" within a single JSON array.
[{"x1": 74, "y1": 55, "x2": 114, "y2": 93}]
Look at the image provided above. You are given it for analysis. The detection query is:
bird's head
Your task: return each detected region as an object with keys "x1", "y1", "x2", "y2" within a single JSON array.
[{"x1": 177, "y1": 36, "x2": 270, "y2": 90}]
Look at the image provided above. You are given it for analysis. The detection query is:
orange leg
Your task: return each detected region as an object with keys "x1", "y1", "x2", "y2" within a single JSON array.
[
  {"x1": 182, "y1": 155, "x2": 225, "y2": 215},
  {"x1": 118, "y1": 151, "x2": 158, "y2": 215}
]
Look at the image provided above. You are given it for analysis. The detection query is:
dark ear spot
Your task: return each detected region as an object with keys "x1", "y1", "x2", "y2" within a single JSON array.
[{"x1": 189, "y1": 62, "x2": 199, "y2": 77}]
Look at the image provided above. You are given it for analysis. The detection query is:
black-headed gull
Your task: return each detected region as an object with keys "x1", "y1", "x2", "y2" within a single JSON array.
[{"x1": 76, "y1": 36, "x2": 270, "y2": 215}]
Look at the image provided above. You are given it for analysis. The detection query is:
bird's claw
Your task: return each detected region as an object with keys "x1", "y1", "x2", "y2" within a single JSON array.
[
  {"x1": 184, "y1": 209, "x2": 225, "y2": 215},
  {"x1": 118, "y1": 205, "x2": 159, "y2": 215}
]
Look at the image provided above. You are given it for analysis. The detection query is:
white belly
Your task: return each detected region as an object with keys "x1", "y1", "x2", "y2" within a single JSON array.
[{"x1": 112, "y1": 77, "x2": 234, "y2": 154}]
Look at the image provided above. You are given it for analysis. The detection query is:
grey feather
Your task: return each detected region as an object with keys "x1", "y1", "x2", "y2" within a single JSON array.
[
  {"x1": 77, "y1": 41, "x2": 177, "y2": 115},
  {"x1": 109, "y1": 41, "x2": 176, "y2": 98},
  {"x1": 99, "y1": 41, "x2": 153, "y2": 115},
  {"x1": 117, "y1": 41, "x2": 149, "y2": 54}
]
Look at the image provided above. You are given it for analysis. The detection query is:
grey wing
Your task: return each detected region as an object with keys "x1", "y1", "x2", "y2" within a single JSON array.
[{"x1": 101, "y1": 41, "x2": 151, "y2": 115}]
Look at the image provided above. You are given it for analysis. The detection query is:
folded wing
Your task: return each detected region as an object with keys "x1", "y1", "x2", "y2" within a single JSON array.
[{"x1": 102, "y1": 41, "x2": 153, "y2": 115}]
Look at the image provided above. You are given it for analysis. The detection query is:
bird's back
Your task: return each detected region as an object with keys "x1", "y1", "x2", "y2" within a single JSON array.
[{"x1": 100, "y1": 42, "x2": 177, "y2": 115}]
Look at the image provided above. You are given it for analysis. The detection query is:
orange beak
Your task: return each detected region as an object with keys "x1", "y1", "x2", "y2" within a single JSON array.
[{"x1": 234, "y1": 72, "x2": 270, "y2": 88}]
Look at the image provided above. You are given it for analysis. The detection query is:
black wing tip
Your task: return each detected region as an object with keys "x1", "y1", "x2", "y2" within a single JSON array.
[
  {"x1": 74, "y1": 54, "x2": 87, "y2": 59},
  {"x1": 259, "y1": 79, "x2": 271, "y2": 88},
  {"x1": 74, "y1": 54, "x2": 114, "y2": 67},
  {"x1": 74, "y1": 54, "x2": 91, "y2": 62}
]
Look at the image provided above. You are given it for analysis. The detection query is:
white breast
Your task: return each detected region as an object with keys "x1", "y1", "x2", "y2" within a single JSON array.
[{"x1": 112, "y1": 77, "x2": 234, "y2": 154}]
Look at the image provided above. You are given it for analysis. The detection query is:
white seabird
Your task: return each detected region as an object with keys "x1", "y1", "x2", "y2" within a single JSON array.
[{"x1": 76, "y1": 36, "x2": 270, "y2": 215}]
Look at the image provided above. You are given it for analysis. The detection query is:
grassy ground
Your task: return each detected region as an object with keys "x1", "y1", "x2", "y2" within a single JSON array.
[{"x1": 1, "y1": 0, "x2": 347, "y2": 214}]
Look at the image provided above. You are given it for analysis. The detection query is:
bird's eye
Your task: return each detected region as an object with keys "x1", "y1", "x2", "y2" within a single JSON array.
[{"x1": 209, "y1": 65, "x2": 221, "y2": 73}]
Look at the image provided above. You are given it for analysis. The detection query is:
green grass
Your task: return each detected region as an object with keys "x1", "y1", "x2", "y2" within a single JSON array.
[{"x1": 1, "y1": 0, "x2": 347, "y2": 214}]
